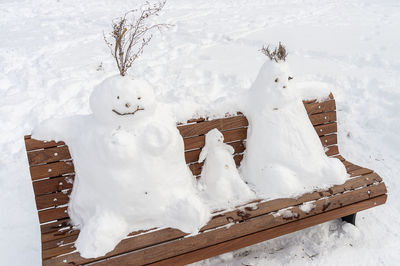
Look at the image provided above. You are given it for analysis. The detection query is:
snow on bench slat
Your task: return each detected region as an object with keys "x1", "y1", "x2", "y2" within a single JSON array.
[{"x1": 43, "y1": 182, "x2": 386, "y2": 266}]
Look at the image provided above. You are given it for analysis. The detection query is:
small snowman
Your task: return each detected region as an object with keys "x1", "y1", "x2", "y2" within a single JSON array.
[
  {"x1": 198, "y1": 129, "x2": 255, "y2": 210},
  {"x1": 33, "y1": 75, "x2": 211, "y2": 258}
]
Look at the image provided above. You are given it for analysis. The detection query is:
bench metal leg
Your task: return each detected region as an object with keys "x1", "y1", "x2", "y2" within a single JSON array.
[{"x1": 341, "y1": 213, "x2": 357, "y2": 225}]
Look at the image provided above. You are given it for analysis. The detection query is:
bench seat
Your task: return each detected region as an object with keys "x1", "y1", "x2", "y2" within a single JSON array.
[{"x1": 24, "y1": 94, "x2": 387, "y2": 265}]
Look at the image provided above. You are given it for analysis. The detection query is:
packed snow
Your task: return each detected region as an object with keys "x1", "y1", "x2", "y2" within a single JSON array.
[
  {"x1": 1, "y1": 0, "x2": 400, "y2": 265},
  {"x1": 239, "y1": 59, "x2": 348, "y2": 199},
  {"x1": 33, "y1": 76, "x2": 211, "y2": 258},
  {"x1": 198, "y1": 128, "x2": 255, "y2": 210}
]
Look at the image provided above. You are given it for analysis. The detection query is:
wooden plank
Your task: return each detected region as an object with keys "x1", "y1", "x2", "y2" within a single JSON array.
[
  {"x1": 43, "y1": 177, "x2": 385, "y2": 265},
  {"x1": 42, "y1": 232, "x2": 79, "y2": 251},
  {"x1": 27, "y1": 146, "x2": 71, "y2": 166},
  {"x1": 189, "y1": 155, "x2": 243, "y2": 176},
  {"x1": 350, "y1": 168, "x2": 373, "y2": 177},
  {"x1": 33, "y1": 175, "x2": 74, "y2": 196},
  {"x1": 314, "y1": 122, "x2": 337, "y2": 136},
  {"x1": 42, "y1": 244, "x2": 75, "y2": 260},
  {"x1": 178, "y1": 115, "x2": 248, "y2": 138},
  {"x1": 325, "y1": 145, "x2": 339, "y2": 156},
  {"x1": 184, "y1": 141, "x2": 245, "y2": 164},
  {"x1": 35, "y1": 190, "x2": 71, "y2": 210},
  {"x1": 88, "y1": 183, "x2": 386, "y2": 266},
  {"x1": 40, "y1": 219, "x2": 71, "y2": 235},
  {"x1": 183, "y1": 128, "x2": 247, "y2": 151},
  {"x1": 308, "y1": 111, "x2": 336, "y2": 126},
  {"x1": 304, "y1": 100, "x2": 336, "y2": 115},
  {"x1": 333, "y1": 155, "x2": 345, "y2": 161},
  {"x1": 25, "y1": 137, "x2": 65, "y2": 151},
  {"x1": 320, "y1": 134, "x2": 337, "y2": 147},
  {"x1": 42, "y1": 226, "x2": 77, "y2": 242},
  {"x1": 30, "y1": 161, "x2": 74, "y2": 180},
  {"x1": 151, "y1": 194, "x2": 387, "y2": 266},
  {"x1": 38, "y1": 206, "x2": 69, "y2": 224}
]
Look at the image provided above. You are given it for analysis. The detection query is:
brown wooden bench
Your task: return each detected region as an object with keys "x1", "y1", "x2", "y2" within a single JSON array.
[{"x1": 24, "y1": 93, "x2": 387, "y2": 265}]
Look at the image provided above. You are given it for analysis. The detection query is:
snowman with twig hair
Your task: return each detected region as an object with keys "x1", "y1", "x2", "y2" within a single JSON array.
[{"x1": 33, "y1": 75, "x2": 210, "y2": 258}]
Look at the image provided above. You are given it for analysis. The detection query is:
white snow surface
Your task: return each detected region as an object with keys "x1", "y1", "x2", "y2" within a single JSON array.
[
  {"x1": 1, "y1": 0, "x2": 400, "y2": 265},
  {"x1": 32, "y1": 76, "x2": 211, "y2": 258},
  {"x1": 198, "y1": 129, "x2": 255, "y2": 210},
  {"x1": 240, "y1": 60, "x2": 348, "y2": 199}
]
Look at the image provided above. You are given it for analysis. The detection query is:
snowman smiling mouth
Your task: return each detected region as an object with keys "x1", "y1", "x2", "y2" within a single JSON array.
[{"x1": 112, "y1": 106, "x2": 144, "y2": 116}]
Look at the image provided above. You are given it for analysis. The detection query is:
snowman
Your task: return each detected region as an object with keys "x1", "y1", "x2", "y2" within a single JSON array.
[
  {"x1": 33, "y1": 75, "x2": 211, "y2": 258},
  {"x1": 198, "y1": 129, "x2": 255, "y2": 210},
  {"x1": 239, "y1": 48, "x2": 348, "y2": 199}
]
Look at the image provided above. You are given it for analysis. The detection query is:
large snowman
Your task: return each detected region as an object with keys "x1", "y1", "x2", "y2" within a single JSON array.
[
  {"x1": 239, "y1": 54, "x2": 348, "y2": 199},
  {"x1": 33, "y1": 76, "x2": 211, "y2": 258}
]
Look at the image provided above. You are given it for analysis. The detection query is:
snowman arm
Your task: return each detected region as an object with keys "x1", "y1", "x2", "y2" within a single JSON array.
[
  {"x1": 145, "y1": 124, "x2": 172, "y2": 154},
  {"x1": 32, "y1": 117, "x2": 72, "y2": 142},
  {"x1": 225, "y1": 144, "x2": 235, "y2": 155},
  {"x1": 198, "y1": 146, "x2": 208, "y2": 163}
]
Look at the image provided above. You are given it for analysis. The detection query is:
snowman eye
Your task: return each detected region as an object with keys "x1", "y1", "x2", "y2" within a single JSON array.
[
  {"x1": 275, "y1": 78, "x2": 278, "y2": 83},
  {"x1": 117, "y1": 96, "x2": 120, "y2": 100},
  {"x1": 288, "y1": 76, "x2": 293, "y2": 81},
  {"x1": 137, "y1": 97, "x2": 141, "y2": 100}
]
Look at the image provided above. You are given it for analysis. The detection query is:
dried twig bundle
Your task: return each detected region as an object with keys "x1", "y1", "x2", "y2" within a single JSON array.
[
  {"x1": 104, "y1": 1, "x2": 171, "y2": 76},
  {"x1": 261, "y1": 42, "x2": 288, "y2": 62}
]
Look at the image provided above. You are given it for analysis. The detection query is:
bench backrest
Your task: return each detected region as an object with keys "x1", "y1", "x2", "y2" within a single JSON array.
[{"x1": 24, "y1": 94, "x2": 338, "y2": 260}]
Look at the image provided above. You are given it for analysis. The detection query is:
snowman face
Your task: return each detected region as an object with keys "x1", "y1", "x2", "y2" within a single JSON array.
[
  {"x1": 273, "y1": 73, "x2": 293, "y2": 89},
  {"x1": 205, "y1": 128, "x2": 225, "y2": 145},
  {"x1": 90, "y1": 76, "x2": 156, "y2": 124},
  {"x1": 268, "y1": 62, "x2": 293, "y2": 90}
]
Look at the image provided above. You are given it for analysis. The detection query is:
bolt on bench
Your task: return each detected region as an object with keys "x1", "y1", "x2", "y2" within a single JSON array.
[{"x1": 24, "y1": 93, "x2": 387, "y2": 265}]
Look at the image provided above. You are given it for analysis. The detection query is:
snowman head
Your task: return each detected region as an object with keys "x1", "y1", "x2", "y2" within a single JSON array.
[
  {"x1": 205, "y1": 128, "x2": 224, "y2": 146},
  {"x1": 90, "y1": 75, "x2": 156, "y2": 125}
]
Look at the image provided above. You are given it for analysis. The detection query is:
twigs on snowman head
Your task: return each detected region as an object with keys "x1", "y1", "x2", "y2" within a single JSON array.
[
  {"x1": 104, "y1": 1, "x2": 171, "y2": 76},
  {"x1": 261, "y1": 42, "x2": 288, "y2": 62},
  {"x1": 112, "y1": 107, "x2": 145, "y2": 116}
]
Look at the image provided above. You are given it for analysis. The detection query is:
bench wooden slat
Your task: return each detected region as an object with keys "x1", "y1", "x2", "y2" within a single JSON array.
[
  {"x1": 150, "y1": 194, "x2": 387, "y2": 266},
  {"x1": 42, "y1": 173, "x2": 383, "y2": 264},
  {"x1": 40, "y1": 219, "x2": 71, "y2": 235},
  {"x1": 320, "y1": 134, "x2": 337, "y2": 147},
  {"x1": 314, "y1": 122, "x2": 337, "y2": 136},
  {"x1": 185, "y1": 141, "x2": 245, "y2": 164},
  {"x1": 45, "y1": 183, "x2": 386, "y2": 266},
  {"x1": 178, "y1": 115, "x2": 248, "y2": 138},
  {"x1": 350, "y1": 167, "x2": 373, "y2": 177},
  {"x1": 183, "y1": 128, "x2": 247, "y2": 151},
  {"x1": 304, "y1": 100, "x2": 336, "y2": 115},
  {"x1": 25, "y1": 136, "x2": 65, "y2": 151},
  {"x1": 30, "y1": 161, "x2": 75, "y2": 181},
  {"x1": 325, "y1": 145, "x2": 339, "y2": 156},
  {"x1": 38, "y1": 206, "x2": 69, "y2": 223},
  {"x1": 35, "y1": 190, "x2": 71, "y2": 210},
  {"x1": 27, "y1": 146, "x2": 71, "y2": 166},
  {"x1": 33, "y1": 175, "x2": 74, "y2": 196},
  {"x1": 308, "y1": 111, "x2": 336, "y2": 126}
]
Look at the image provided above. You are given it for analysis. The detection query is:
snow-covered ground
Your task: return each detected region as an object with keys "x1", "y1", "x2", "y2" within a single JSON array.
[{"x1": 1, "y1": 0, "x2": 399, "y2": 265}]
